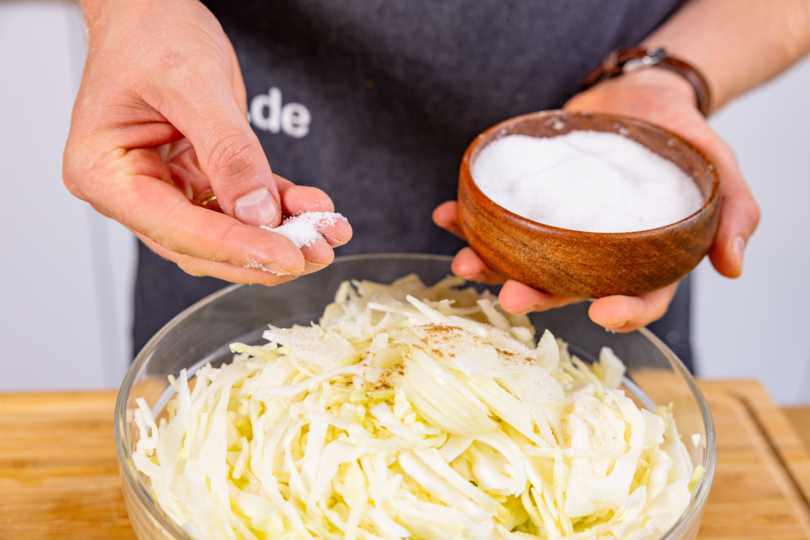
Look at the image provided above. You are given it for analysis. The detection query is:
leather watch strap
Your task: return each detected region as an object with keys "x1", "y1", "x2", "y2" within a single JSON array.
[{"x1": 581, "y1": 47, "x2": 712, "y2": 116}]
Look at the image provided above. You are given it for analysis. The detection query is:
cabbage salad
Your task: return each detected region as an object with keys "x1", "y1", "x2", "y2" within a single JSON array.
[{"x1": 133, "y1": 275, "x2": 702, "y2": 540}]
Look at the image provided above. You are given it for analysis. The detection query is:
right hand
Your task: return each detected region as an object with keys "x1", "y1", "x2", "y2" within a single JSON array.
[
  {"x1": 434, "y1": 68, "x2": 760, "y2": 333},
  {"x1": 64, "y1": 0, "x2": 351, "y2": 285}
]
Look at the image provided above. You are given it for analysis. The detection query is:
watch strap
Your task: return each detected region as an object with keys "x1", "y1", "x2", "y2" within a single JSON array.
[{"x1": 581, "y1": 47, "x2": 712, "y2": 116}]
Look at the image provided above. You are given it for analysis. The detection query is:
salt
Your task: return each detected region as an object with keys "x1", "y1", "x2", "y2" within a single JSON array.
[
  {"x1": 471, "y1": 132, "x2": 703, "y2": 233},
  {"x1": 261, "y1": 211, "x2": 344, "y2": 248}
]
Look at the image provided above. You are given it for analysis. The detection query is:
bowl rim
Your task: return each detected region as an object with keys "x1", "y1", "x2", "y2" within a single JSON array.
[
  {"x1": 460, "y1": 110, "x2": 721, "y2": 238},
  {"x1": 115, "y1": 253, "x2": 717, "y2": 540}
]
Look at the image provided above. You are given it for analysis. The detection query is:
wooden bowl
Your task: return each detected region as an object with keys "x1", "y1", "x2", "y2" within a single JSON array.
[{"x1": 457, "y1": 111, "x2": 720, "y2": 298}]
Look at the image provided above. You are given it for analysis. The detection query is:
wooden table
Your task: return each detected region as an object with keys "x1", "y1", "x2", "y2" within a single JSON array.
[
  {"x1": 785, "y1": 407, "x2": 810, "y2": 453},
  {"x1": 1, "y1": 381, "x2": 808, "y2": 539}
]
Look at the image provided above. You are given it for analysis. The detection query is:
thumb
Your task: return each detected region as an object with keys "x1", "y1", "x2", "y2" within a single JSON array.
[
  {"x1": 158, "y1": 70, "x2": 281, "y2": 227},
  {"x1": 704, "y1": 140, "x2": 760, "y2": 278}
]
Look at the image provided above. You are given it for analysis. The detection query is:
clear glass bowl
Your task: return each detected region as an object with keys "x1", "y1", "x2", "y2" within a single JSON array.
[{"x1": 115, "y1": 254, "x2": 716, "y2": 540}]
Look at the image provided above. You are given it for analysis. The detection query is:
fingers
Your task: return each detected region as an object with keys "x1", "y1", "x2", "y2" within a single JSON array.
[
  {"x1": 451, "y1": 247, "x2": 507, "y2": 284},
  {"x1": 138, "y1": 231, "x2": 332, "y2": 283},
  {"x1": 314, "y1": 217, "x2": 353, "y2": 248},
  {"x1": 229, "y1": 45, "x2": 249, "y2": 117},
  {"x1": 120, "y1": 159, "x2": 306, "y2": 275},
  {"x1": 449, "y1": 246, "x2": 582, "y2": 313},
  {"x1": 451, "y1": 244, "x2": 676, "y2": 330},
  {"x1": 161, "y1": 149, "x2": 352, "y2": 248},
  {"x1": 64, "y1": 0, "x2": 346, "y2": 286},
  {"x1": 279, "y1": 188, "x2": 338, "y2": 266},
  {"x1": 160, "y1": 147, "x2": 353, "y2": 253},
  {"x1": 276, "y1": 176, "x2": 333, "y2": 213},
  {"x1": 153, "y1": 60, "x2": 282, "y2": 227},
  {"x1": 162, "y1": 139, "x2": 209, "y2": 201},
  {"x1": 449, "y1": 244, "x2": 584, "y2": 315},
  {"x1": 273, "y1": 176, "x2": 352, "y2": 247},
  {"x1": 131, "y1": 171, "x2": 349, "y2": 280},
  {"x1": 433, "y1": 201, "x2": 467, "y2": 240},
  {"x1": 448, "y1": 226, "x2": 674, "y2": 328},
  {"x1": 452, "y1": 242, "x2": 675, "y2": 330},
  {"x1": 498, "y1": 280, "x2": 584, "y2": 314},
  {"x1": 162, "y1": 147, "x2": 353, "y2": 248},
  {"x1": 121, "y1": 147, "x2": 348, "y2": 278},
  {"x1": 562, "y1": 72, "x2": 761, "y2": 281},
  {"x1": 299, "y1": 238, "x2": 334, "y2": 269},
  {"x1": 701, "y1": 141, "x2": 761, "y2": 278},
  {"x1": 588, "y1": 282, "x2": 679, "y2": 332},
  {"x1": 136, "y1": 233, "x2": 298, "y2": 286}
]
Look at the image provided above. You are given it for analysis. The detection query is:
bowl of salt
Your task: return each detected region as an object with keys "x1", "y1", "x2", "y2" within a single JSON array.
[{"x1": 457, "y1": 110, "x2": 720, "y2": 298}]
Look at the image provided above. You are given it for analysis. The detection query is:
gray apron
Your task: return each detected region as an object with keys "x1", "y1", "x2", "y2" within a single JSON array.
[{"x1": 134, "y1": 0, "x2": 694, "y2": 370}]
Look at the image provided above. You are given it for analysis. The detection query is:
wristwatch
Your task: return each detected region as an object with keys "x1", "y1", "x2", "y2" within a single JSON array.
[{"x1": 581, "y1": 47, "x2": 712, "y2": 117}]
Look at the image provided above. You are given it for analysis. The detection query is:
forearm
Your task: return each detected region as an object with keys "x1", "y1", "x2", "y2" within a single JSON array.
[
  {"x1": 80, "y1": 0, "x2": 156, "y2": 39},
  {"x1": 79, "y1": 0, "x2": 121, "y2": 29},
  {"x1": 645, "y1": 0, "x2": 810, "y2": 112}
]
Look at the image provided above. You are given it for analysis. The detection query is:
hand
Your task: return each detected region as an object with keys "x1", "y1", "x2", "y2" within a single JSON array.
[
  {"x1": 64, "y1": 0, "x2": 351, "y2": 285},
  {"x1": 434, "y1": 68, "x2": 760, "y2": 332}
]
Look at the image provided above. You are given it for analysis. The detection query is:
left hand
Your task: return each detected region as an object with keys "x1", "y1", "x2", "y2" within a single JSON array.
[{"x1": 434, "y1": 68, "x2": 760, "y2": 332}]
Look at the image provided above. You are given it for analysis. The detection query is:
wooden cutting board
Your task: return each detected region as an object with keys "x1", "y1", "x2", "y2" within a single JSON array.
[{"x1": 0, "y1": 381, "x2": 808, "y2": 540}]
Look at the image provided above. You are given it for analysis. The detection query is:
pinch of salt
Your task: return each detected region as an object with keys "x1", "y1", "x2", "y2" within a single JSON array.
[
  {"x1": 471, "y1": 132, "x2": 703, "y2": 233},
  {"x1": 261, "y1": 211, "x2": 344, "y2": 248}
]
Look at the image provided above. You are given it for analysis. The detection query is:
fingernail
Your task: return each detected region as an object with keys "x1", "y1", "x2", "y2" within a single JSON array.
[
  {"x1": 262, "y1": 263, "x2": 297, "y2": 276},
  {"x1": 603, "y1": 322, "x2": 626, "y2": 330},
  {"x1": 733, "y1": 236, "x2": 746, "y2": 271},
  {"x1": 303, "y1": 262, "x2": 327, "y2": 274},
  {"x1": 234, "y1": 188, "x2": 278, "y2": 226},
  {"x1": 322, "y1": 234, "x2": 343, "y2": 247},
  {"x1": 460, "y1": 273, "x2": 486, "y2": 282}
]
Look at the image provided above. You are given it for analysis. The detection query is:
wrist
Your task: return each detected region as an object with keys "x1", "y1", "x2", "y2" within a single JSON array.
[
  {"x1": 614, "y1": 68, "x2": 697, "y2": 104},
  {"x1": 80, "y1": 0, "x2": 116, "y2": 27},
  {"x1": 566, "y1": 66, "x2": 702, "y2": 120},
  {"x1": 80, "y1": 0, "x2": 152, "y2": 37},
  {"x1": 581, "y1": 47, "x2": 711, "y2": 115}
]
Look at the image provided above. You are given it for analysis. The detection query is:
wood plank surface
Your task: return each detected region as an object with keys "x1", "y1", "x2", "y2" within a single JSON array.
[
  {"x1": 785, "y1": 407, "x2": 810, "y2": 454},
  {"x1": 702, "y1": 381, "x2": 810, "y2": 511},
  {"x1": 0, "y1": 391, "x2": 136, "y2": 540},
  {"x1": 698, "y1": 382, "x2": 810, "y2": 539},
  {"x1": 0, "y1": 383, "x2": 807, "y2": 540}
]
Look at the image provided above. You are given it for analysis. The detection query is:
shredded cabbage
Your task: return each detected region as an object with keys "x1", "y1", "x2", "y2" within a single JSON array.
[{"x1": 134, "y1": 274, "x2": 701, "y2": 540}]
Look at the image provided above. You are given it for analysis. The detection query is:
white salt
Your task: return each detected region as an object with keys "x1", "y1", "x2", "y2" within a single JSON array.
[
  {"x1": 471, "y1": 132, "x2": 703, "y2": 233},
  {"x1": 262, "y1": 211, "x2": 344, "y2": 248}
]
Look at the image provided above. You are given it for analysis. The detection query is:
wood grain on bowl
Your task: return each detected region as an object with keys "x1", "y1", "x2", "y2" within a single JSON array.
[{"x1": 458, "y1": 111, "x2": 720, "y2": 298}]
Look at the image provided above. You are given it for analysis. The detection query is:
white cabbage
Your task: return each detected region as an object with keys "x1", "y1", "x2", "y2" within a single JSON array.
[{"x1": 134, "y1": 274, "x2": 699, "y2": 540}]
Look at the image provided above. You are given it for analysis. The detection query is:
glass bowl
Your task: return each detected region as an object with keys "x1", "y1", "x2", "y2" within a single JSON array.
[{"x1": 115, "y1": 254, "x2": 716, "y2": 540}]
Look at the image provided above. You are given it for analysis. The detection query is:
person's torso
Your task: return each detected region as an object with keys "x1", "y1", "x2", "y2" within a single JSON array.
[
  {"x1": 134, "y1": 1, "x2": 696, "y2": 369},
  {"x1": 201, "y1": 0, "x2": 684, "y2": 256}
]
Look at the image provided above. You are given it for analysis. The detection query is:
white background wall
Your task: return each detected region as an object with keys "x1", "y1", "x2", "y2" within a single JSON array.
[
  {"x1": 695, "y1": 60, "x2": 810, "y2": 405},
  {"x1": 0, "y1": 1, "x2": 135, "y2": 390},
  {"x1": 1, "y1": 1, "x2": 808, "y2": 404}
]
